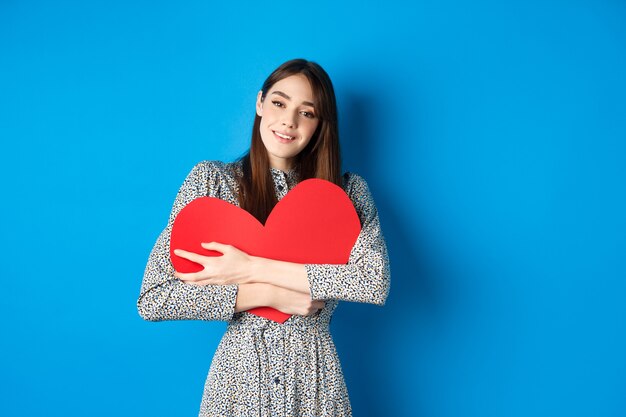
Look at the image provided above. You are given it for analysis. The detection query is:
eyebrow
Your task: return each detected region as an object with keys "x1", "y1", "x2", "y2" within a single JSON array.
[{"x1": 271, "y1": 91, "x2": 315, "y2": 107}]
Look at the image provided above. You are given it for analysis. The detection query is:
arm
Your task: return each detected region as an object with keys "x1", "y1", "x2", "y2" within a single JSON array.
[
  {"x1": 172, "y1": 174, "x2": 390, "y2": 307},
  {"x1": 235, "y1": 283, "x2": 324, "y2": 316},
  {"x1": 301, "y1": 173, "x2": 390, "y2": 306},
  {"x1": 137, "y1": 161, "x2": 239, "y2": 322},
  {"x1": 244, "y1": 174, "x2": 389, "y2": 305}
]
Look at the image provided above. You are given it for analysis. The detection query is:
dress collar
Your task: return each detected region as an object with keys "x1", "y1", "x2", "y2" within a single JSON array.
[
  {"x1": 232, "y1": 160, "x2": 299, "y2": 182},
  {"x1": 270, "y1": 166, "x2": 299, "y2": 182}
]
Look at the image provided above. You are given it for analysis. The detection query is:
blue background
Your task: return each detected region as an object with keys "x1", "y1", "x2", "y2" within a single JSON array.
[{"x1": 1, "y1": 1, "x2": 625, "y2": 416}]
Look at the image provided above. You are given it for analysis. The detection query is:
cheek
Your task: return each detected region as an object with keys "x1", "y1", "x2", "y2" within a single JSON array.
[
  {"x1": 304, "y1": 120, "x2": 320, "y2": 138},
  {"x1": 261, "y1": 104, "x2": 280, "y2": 120},
  {"x1": 259, "y1": 113, "x2": 274, "y2": 133}
]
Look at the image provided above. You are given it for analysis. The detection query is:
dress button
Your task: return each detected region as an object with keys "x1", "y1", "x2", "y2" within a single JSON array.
[{"x1": 274, "y1": 377, "x2": 280, "y2": 384}]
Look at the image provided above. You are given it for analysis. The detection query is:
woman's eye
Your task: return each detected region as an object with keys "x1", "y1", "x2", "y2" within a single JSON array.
[
  {"x1": 271, "y1": 100, "x2": 284, "y2": 108},
  {"x1": 300, "y1": 111, "x2": 316, "y2": 119}
]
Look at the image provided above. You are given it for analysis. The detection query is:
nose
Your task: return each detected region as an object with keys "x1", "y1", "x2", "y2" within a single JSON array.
[{"x1": 281, "y1": 111, "x2": 297, "y2": 128}]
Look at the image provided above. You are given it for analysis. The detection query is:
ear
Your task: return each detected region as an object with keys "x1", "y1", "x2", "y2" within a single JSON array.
[{"x1": 256, "y1": 90, "x2": 263, "y2": 117}]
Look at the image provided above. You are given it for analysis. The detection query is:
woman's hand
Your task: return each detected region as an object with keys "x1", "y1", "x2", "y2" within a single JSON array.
[
  {"x1": 269, "y1": 286, "x2": 326, "y2": 316},
  {"x1": 235, "y1": 283, "x2": 325, "y2": 316},
  {"x1": 173, "y1": 242, "x2": 253, "y2": 286},
  {"x1": 173, "y1": 241, "x2": 314, "y2": 296}
]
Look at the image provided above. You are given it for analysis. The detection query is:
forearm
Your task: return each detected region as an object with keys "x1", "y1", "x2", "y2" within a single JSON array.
[
  {"x1": 244, "y1": 249, "x2": 389, "y2": 305},
  {"x1": 138, "y1": 162, "x2": 244, "y2": 322},
  {"x1": 245, "y1": 249, "x2": 390, "y2": 306},
  {"x1": 248, "y1": 256, "x2": 312, "y2": 294},
  {"x1": 234, "y1": 283, "x2": 272, "y2": 312},
  {"x1": 235, "y1": 282, "x2": 321, "y2": 315},
  {"x1": 304, "y1": 262, "x2": 390, "y2": 306},
  {"x1": 138, "y1": 279, "x2": 238, "y2": 321},
  {"x1": 296, "y1": 174, "x2": 390, "y2": 306},
  {"x1": 138, "y1": 227, "x2": 238, "y2": 322}
]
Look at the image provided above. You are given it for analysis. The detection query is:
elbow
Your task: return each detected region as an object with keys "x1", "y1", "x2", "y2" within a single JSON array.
[
  {"x1": 352, "y1": 279, "x2": 389, "y2": 306},
  {"x1": 369, "y1": 284, "x2": 389, "y2": 307},
  {"x1": 368, "y1": 265, "x2": 390, "y2": 307},
  {"x1": 137, "y1": 307, "x2": 158, "y2": 322},
  {"x1": 137, "y1": 293, "x2": 164, "y2": 322},
  {"x1": 356, "y1": 287, "x2": 387, "y2": 306},
  {"x1": 371, "y1": 292, "x2": 388, "y2": 307}
]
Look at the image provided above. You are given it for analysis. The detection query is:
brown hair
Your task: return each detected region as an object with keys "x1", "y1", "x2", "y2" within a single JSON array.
[{"x1": 237, "y1": 58, "x2": 342, "y2": 224}]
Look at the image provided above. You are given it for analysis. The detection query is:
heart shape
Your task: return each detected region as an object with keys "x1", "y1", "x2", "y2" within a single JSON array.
[{"x1": 170, "y1": 178, "x2": 362, "y2": 323}]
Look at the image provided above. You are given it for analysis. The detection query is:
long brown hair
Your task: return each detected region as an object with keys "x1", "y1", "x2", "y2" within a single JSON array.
[{"x1": 237, "y1": 59, "x2": 342, "y2": 224}]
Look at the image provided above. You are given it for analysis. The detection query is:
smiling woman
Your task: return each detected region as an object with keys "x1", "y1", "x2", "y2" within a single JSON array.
[
  {"x1": 137, "y1": 58, "x2": 390, "y2": 417},
  {"x1": 256, "y1": 74, "x2": 320, "y2": 171}
]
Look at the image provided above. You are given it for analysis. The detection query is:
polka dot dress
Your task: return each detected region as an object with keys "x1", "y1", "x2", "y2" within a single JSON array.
[{"x1": 138, "y1": 160, "x2": 390, "y2": 416}]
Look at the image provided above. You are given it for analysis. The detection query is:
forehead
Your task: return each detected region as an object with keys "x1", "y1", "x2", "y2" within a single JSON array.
[{"x1": 268, "y1": 74, "x2": 315, "y2": 104}]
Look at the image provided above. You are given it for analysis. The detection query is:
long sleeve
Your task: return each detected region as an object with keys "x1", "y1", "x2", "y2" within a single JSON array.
[
  {"x1": 304, "y1": 173, "x2": 391, "y2": 306},
  {"x1": 137, "y1": 161, "x2": 239, "y2": 322}
]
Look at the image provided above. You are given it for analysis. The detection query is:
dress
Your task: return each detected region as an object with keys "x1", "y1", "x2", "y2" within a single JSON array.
[{"x1": 137, "y1": 160, "x2": 391, "y2": 417}]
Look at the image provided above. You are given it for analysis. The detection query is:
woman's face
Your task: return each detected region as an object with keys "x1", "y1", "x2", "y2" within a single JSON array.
[{"x1": 256, "y1": 74, "x2": 319, "y2": 171}]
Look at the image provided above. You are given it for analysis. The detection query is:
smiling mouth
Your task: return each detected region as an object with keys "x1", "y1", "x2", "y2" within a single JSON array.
[{"x1": 273, "y1": 131, "x2": 296, "y2": 141}]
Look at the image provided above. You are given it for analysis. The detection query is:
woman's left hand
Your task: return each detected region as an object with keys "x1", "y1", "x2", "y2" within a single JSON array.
[{"x1": 173, "y1": 242, "x2": 253, "y2": 286}]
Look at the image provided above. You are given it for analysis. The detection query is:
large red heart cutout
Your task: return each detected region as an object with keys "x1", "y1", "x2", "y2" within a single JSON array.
[{"x1": 170, "y1": 178, "x2": 362, "y2": 323}]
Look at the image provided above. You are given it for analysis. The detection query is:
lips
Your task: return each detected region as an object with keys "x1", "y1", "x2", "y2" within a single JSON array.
[{"x1": 273, "y1": 130, "x2": 296, "y2": 142}]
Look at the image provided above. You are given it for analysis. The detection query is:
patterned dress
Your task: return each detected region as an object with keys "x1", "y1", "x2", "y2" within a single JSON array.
[{"x1": 138, "y1": 160, "x2": 390, "y2": 417}]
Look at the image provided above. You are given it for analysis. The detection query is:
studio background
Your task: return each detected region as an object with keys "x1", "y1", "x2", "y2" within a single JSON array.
[{"x1": 1, "y1": 1, "x2": 625, "y2": 416}]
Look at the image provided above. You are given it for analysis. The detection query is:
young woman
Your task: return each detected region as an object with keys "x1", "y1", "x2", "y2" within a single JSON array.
[{"x1": 138, "y1": 58, "x2": 390, "y2": 417}]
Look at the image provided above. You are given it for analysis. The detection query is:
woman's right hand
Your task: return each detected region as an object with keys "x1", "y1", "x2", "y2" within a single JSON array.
[
  {"x1": 269, "y1": 286, "x2": 325, "y2": 316},
  {"x1": 235, "y1": 283, "x2": 325, "y2": 316}
]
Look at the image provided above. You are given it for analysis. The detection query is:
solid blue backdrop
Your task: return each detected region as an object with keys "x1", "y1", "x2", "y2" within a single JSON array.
[{"x1": 1, "y1": 1, "x2": 625, "y2": 416}]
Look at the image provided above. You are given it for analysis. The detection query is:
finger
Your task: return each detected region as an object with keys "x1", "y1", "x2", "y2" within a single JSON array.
[
  {"x1": 173, "y1": 249, "x2": 209, "y2": 264},
  {"x1": 180, "y1": 278, "x2": 210, "y2": 286},
  {"x1": 194, "y1": 278, "x2": 219, "y2": 286},
  {"x1": 174, "y1": 270, "x2": 207, "y2": 282},
  {"x1": 181, "y1": 277, "x2": 225, "y2": 286},
  {"x1": 200, "y1": 242, "x2": 230, "y2": 253}
]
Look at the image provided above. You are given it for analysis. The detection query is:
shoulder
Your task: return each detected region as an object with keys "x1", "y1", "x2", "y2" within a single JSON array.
[
  {"x1": 181, "y1": 160, "x2": 241, "y2": 201},
  {"x1": 168, "y1": 160, "x2": 238, "y2": 219},
  {"x1": 342, "y1": 171, "x2": 372, "y2": 198},
  {"x1": 184, "y1": 160, "x2": 241, "y2": 181},
  {"x1": 188, "y1": 160, "x2": 227, "y2": 175},
  {"x1": 341, "y1": 171, "x2": 379, "y2": 221}
]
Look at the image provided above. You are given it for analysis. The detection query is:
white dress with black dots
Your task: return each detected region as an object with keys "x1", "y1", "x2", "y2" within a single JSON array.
[{"x1": 138, "y1": 160, "x2": 390, "y2": 417}]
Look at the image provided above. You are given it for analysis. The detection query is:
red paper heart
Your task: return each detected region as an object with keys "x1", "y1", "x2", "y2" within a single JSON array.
[{"x1": 170, "y1": 178, "x2": 362, "y2": 323}]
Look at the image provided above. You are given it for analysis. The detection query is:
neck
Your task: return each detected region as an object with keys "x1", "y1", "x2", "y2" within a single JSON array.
[{"x1": 268, "y1": 159, "x2": 294, "y2": 173}]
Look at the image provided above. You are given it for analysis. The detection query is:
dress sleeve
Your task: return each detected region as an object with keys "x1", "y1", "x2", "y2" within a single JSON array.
[
  {"x1": 137, "y1": 161, "x2": 239, "y2": 322},
  {"x1": 303, "y1": 173, "x2": 391, "y2": 306}
]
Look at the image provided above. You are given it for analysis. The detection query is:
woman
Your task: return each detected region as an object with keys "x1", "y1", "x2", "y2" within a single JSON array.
[{"x1": 138, "y1": 58, "x2": 390, "y2": 417}]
